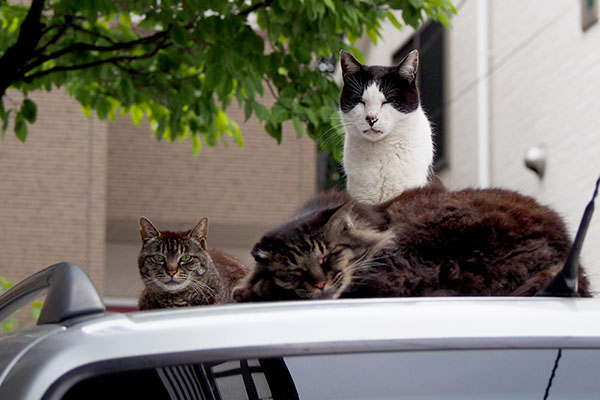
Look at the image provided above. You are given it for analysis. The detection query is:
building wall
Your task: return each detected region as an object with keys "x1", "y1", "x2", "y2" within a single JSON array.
[
  {"x1": 0, "y1": 90, "x2": 108, "y2": 294},
  {"x1": 362, "y1": 1, "x2": 600, "y2": 291},
  {"x1": 449, "y1": 0, "x2": 600, "y2": 290}
]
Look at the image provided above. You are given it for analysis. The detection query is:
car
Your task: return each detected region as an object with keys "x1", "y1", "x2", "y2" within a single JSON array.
[{"x1": 1, "y1": 261, "x2": 600, "y2": 400}]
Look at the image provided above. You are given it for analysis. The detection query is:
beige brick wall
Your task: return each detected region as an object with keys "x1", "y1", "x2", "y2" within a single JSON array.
[
  {"x1": 0, "y1": 89, "x2": 108, "y2": 294},
  {"x1": 107, "y1": 104, "x2": 317, "y2": 229}
]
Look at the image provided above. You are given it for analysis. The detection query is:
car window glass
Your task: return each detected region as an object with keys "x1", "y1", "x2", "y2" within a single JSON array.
[
  {"x1": 61, "y1": 349, "x2": 566, "y2": 400},
  {"x1": 549, "y1": 349, "x2": 600, "y2": 399}
]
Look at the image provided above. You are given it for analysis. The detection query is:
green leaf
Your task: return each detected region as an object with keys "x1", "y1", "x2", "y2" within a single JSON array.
[
  {"x1": 205, "y1": 64, "x2": 222, "y2": 92},
  {"x1": 366, "y1": 27, "x2": 378, "y2": 45},
  {"x1": 191, "y1": 135, "x2": 202, "y2": 155},
  {"x1": 130, "y1": 105, "x2": 144, "y2": 126},
  {"x1": 14, "y1": 113, "x2": 27, "y2": 142},
  {"x1": 171, "y1": 27, "x2": 188, "y2": 46},
  {"x1": 243, "y1": 100, "x2": 253, "y2": 121},
  {"x1": 292, "y1": 116, "x2": 303, "y2": 138},
  {"x1": 96, "y1": 98, "x2": 110, "y2": 120},
  {"x1": 1, "y1": 110, "x2": 10, "y2": 138},
  {"x1": 304, "y1": 108, "x2": 318, "y2": 126},
  {"x1": 21, "y1": 99, "x2": 37, "y2": 123},
  {"x1": 0, "y1": 277, "x2": 13, "y2": 291},
  {"x1": 253, "y1": 101, "x2": 269, "y2": 121},
  {"x1": 229, "y1": 119, "x2": 243, "y2": 147},
  {"x1": 386, "y1": 10, "x2": 403, "y2": 30},
  {"x1": 265, "y1": 121, "x2": 282, "y2": 143},
  {"x1": 346, "y1": 30, "x2": 359, "y2": 44},
  {"x1": 119, "y1": 12, "x2": 131, "y2": 27},
  {"x1": 323, "y1": 0, "x2": 336, "y2": 11},
  {"x1": 81, "y1": 105, "x2": 92, "y2": 119},
  {"x1": 270, "y1": 103, "x2": 287, "y2": 124},
  {"x1": 215, "y1": 110, "x2": 228, "y2": 132}
]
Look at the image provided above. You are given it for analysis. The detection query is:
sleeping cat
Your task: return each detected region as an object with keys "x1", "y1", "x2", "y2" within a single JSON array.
[
  {"x1": 233, "y1": 187, "x2": 590, "y2": 302},
  {"x1": 137, "y1": 217, "x2": 248, "y2": 310},
  {"x1": 340, "y1": 50, "x2": 436, "y2": 204}
]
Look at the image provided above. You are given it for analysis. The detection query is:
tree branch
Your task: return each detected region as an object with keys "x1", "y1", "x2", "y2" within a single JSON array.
[
  {"x1": 22, "y1": 39, "x2": 170, "y2": 83},
  {"x1": 264, "y1": 76, "x2": 279, "y2": 100},
  {"x1": 238, "y1": 0, "x2": 274, "y2": 17},
  {"x1": 21, "y1": 27, "x2": 171, "y2": 75},
  {"x1": 70, "y1": 23, "x2": 118, "y2": 45},
  {"x1": 32, "y1": 18, "x2": 72, "y2": 59},
  {"x1": 0, "y1": 0, "x2": 46, "y2": 95}
]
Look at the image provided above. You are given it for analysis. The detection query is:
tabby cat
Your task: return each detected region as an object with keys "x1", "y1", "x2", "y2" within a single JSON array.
[
  {"x1": 233, "y1": 187, "x2": 590, "y2": 302},
  {"x1": 340, "y1": 50, "x2": 436, "y2": 204},
  {"x1": 138, "y1": 217, "x2": 248, "y2": 310}
]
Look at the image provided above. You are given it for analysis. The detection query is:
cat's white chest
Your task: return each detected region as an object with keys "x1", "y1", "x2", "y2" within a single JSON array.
[{"x1": 343, "y1": 108, "x2": 433, "y2": 204}]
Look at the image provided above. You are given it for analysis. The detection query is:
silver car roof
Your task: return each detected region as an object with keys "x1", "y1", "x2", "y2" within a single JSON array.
[{"x1": 3, "y1": 296, "x2": 600, "y2": 399}]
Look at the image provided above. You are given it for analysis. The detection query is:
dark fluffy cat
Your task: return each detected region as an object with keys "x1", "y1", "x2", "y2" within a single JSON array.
[
  {"x1": 233, "y1": 187, "x2": 590, "y2": 301},
  {"x1": 138, "y1": 217, "x2": 248, "y2": 310}
]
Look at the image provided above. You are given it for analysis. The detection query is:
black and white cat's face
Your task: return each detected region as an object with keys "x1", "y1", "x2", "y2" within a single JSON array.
[
  {"x1": 339, "y1": 50, "x2": 420, "y2": 142},
  {"x1": 138, "y1": 217, "x2": 212, "y2": 293}
]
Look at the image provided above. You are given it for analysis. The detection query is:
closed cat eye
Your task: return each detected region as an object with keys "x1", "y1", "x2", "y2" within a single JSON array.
[
  {"x1": 180, "y1": 255, "x2": 192, "y2": 263},
  {"x1": 152, "y1": 254, "x2": 165, "y2": 263},
  {"x1": 382, "y1": 101, "x2": 390, "y2": 105},
  {"x1": 358, "y1": 99, "x2": 365, "y2": 105}
]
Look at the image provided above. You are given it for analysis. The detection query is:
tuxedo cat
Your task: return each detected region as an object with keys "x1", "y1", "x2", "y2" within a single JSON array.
[
  {"x1": 234, "y1": 187, "x2": 590, "y2": 301},
  {"x1": 340, "y1": 50, "x2": 435, "y2": 204}
]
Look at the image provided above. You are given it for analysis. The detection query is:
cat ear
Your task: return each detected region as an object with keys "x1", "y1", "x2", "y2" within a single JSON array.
[
  {"x1": 139, "y1": 217, "x2": 160, "y2": 241},
  {"x1": 328, "y1": 201, "x2": 355, "y2": 223},
  {"x1": 340, "y1": 50, "x2": 363, "y2": 77},
  {"x1": 325, "y1": 202, "x2": 357, "y2": 234},
  {"x1": 396, "y1": 49, "x2": 419, "y2": 84},
  {"x1": 189, "y1": 217, "x2": 209, "y2": 249}
]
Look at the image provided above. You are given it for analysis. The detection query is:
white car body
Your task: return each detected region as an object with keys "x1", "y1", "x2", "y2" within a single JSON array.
[{"x1": 2, "y1": 295, "x2": 600, "y2": 399}]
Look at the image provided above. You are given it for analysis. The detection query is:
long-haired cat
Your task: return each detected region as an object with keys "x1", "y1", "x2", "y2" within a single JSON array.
[
  {"x1": 138, "y1": 217, "x2": 248, "y2": 310},
  {"x1": 340, "y1": 50, "x2": 436, "y2": 204},
  {"x1": 233, "y1": 188, "x2": 590, "y2": 302}
]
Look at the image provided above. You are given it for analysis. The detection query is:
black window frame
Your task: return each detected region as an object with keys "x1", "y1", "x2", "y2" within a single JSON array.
[{"x1": 393, "y1": 21, "x2": 447, "y2": 172}]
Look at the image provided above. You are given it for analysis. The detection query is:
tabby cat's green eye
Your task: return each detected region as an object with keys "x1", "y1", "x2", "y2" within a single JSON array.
[
  {"x1": 180, "y1": 255, "x2": 192, "y2": 263},
  {"x1": 152, "y1": 254, "x2": 165, "y2": 263}
]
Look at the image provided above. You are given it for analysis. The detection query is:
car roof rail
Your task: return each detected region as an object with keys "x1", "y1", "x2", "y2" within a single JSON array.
[
  {"x1": 537, "y1": 175, "x2": 599, "y2": 297},
  {"x1": 0, "y1": 262, "x2": 105, "y2": 325}
]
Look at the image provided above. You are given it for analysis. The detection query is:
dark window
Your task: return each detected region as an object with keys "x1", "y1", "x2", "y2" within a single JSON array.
[
  {"x1": 55, "y1": 349, "x2": 589, "y2": 399},
  {"x1": 394, "y1": 22, "x2": 447, "y2": 171},
  {"x1": 60, "y1": 358, "x2": 298, "y2": 400}
]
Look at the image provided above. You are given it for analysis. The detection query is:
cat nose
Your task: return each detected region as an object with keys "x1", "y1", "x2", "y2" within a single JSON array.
[
  {"x1": 165, "y1": 266, "x2": 177, "y2": 277},
  {"x1": 365, "y1": 115, "x2": 378, "y2": 126},
  {"x1": 314, "y1": 281, "x2": 326, "y2": 290}
]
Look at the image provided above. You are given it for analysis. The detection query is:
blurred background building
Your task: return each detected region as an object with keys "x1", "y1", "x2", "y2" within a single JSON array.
[{"x1": 0, "y1": 0, "x2": 598, "y2": 305}]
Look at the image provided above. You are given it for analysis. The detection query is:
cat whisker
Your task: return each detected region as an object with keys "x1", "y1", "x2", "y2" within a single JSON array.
[
  {"x1": 319, "y1": 130, "x2": 345, "y2": 149},
  {"x1": 344, "y1": 75, "x2": 364, "y2": 94},
  {"x1": 189, "y1": 281, "x2": 216, "y2": 303}
]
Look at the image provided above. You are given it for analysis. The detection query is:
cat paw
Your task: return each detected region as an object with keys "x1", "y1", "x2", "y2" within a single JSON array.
[{"x1": 232, "y1": 286, "x2": 256, "y2": 302}]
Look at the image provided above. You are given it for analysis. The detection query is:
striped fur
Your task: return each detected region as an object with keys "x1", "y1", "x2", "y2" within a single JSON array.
[{"x1": 137, "y1": 217, "x2": 248, "y2": 310}]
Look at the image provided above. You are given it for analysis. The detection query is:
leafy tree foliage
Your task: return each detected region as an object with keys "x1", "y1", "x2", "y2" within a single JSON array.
[{"x1": 0, "y1": 0, "x2": 455, "y2": 157}]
